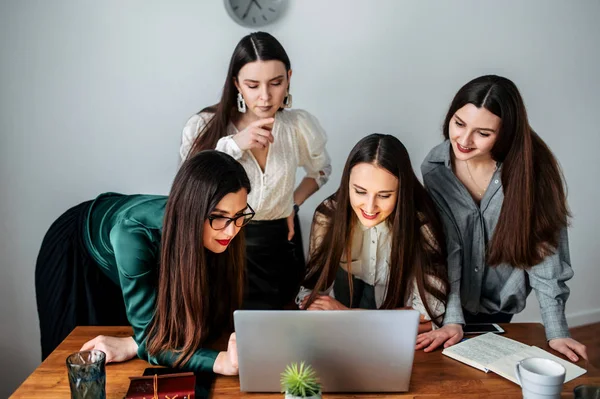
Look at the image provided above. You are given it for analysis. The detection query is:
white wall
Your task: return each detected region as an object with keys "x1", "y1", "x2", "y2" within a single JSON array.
[{"x1": 1, "y1": 0, "x2": 599, "y2": 395}]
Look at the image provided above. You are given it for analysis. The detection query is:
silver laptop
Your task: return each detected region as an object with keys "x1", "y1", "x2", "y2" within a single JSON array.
[{"x1": 234, "y1": 309, "x2": 420, "y2": 393}]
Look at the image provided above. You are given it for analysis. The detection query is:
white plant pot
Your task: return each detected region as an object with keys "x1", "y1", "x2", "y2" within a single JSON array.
[{"x1": 284, "y1": 390, "x2": 322, "y2": 399}]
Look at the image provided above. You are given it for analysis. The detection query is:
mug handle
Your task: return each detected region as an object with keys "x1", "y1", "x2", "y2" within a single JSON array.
[{"x1": 514, "y1": 362, "x2": 522, "y2": 387}]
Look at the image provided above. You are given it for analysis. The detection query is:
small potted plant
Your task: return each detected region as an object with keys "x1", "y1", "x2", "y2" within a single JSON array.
[{"x1": 280, "y1": 361, "x2": 322, "y2": 399}]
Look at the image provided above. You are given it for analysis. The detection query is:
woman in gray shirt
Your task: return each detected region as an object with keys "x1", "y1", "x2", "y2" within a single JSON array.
[{"x1": 417, "y1": 75, "x2": 588, "y2": 363}]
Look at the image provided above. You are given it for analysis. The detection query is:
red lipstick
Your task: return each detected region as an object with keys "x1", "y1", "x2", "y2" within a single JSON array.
[
  {"x1": 361, "y1": 209, "x2": 378, "y2": 220},
  {"x1": 456, "y1": 143, "x2": 474, "y2": 153}
]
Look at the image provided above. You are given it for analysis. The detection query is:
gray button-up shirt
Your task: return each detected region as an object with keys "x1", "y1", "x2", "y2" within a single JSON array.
[{"x1": 421, "y1": 140, "x2": 573, "y2": 340}]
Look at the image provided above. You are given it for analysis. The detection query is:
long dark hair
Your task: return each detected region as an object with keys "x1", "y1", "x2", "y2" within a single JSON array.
[
  {"x1": 188, "y1": 32, "x2": 291, "y2": 156},
  {"x1": 146, "y1": 150, "x2": 251, "y2": 367},
  {"x1": 304, "y1": 134, "x2": 449, "y2": 325},
  {"x1": 443, "y1": 75, "x2": 570, "y2": 268}
]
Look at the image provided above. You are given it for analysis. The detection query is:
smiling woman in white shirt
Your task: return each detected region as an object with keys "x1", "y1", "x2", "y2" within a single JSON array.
[
  {"x1": 180, "y1": 32, "x2": 332, "y2": 310},
  {"x1": 296, "y1": 134, "x2": 449, "y2": 332}
]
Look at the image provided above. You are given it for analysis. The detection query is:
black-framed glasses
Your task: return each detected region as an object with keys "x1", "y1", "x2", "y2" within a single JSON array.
[{"x1": 208, "y1": 204, "x2": 255, "y2": 230}]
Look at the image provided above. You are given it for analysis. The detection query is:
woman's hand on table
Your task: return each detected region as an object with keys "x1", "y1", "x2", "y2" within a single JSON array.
[
  {"x1": 549, "y1": 337, "x2": 588, "y2": 362},
  {"x1": 80, "y1": 335, "x2": 138, "y2": 363},
  {"x1": 415, "y1": 323, "x2": 463, "y2": 352},
  {"x1": 213, "y1": 333, "x2": 239, "y2": 375},
  {"x1": 300, "y1": 295, "x2": 348, "y2": 310}
]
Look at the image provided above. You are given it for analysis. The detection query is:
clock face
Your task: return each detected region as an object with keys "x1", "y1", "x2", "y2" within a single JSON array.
[{"x1": 224, "y1": 0, "x2": 285, "y2": 28}]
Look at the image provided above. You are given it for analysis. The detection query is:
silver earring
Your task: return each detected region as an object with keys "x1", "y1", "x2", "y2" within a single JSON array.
[
  {"x1": 283, "y1": 92, "x2": 292, "y2": 108},
  {"x1": 237, "y1": 92, "x2": 247, "y2": 113}
]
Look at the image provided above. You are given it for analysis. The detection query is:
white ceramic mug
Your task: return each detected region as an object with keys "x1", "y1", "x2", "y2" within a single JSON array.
[{"x1": 514, "y1": 357, "x2": 566, "y2": 399}]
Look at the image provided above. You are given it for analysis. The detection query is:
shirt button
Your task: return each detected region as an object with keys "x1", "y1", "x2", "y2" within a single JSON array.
[
  {"x1": 494, "y1": 180, "x2": 499, "y2": 184},
  {"x1": 474, "y1": 267, "x2": 479, "y2": 272},
  {"x1": 372, "y1": 240, "x2": 375, "y2": 244}
]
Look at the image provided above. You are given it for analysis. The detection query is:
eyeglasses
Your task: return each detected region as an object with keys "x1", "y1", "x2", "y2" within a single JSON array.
[{"x1": 207, "y1": 204, "x2": 255, "y2": 230}]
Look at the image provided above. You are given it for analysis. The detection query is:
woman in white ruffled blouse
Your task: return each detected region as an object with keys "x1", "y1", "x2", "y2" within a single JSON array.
[
  {"x1": 297, "y1": 134, "x2": 448, "y2": 332},
  {"x1": 180, "y1": 32, "x2": 331, "y2": 310}
]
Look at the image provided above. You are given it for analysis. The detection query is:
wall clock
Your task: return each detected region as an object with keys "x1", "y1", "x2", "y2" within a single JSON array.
[{"x1": 224, "y1": 0, "x2": 287, "y2": 28}]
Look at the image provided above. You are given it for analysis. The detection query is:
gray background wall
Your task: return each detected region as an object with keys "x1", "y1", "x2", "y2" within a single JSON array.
[{"x1": 1, "y1": 0, "x2": 599, "y2": 395}]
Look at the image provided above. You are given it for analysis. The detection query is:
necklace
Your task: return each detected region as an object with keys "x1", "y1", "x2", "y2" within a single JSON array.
[{"x1": 465, "y1": 160, "x2": 497, "y2": 198}]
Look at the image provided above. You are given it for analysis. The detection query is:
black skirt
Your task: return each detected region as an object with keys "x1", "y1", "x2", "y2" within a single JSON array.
[
  {"x1": 243, "y1": 214, "x2": 305, "y2": 310},
  {"x1": 332, "y1": 268, "x2": 377, "y2": 309},
  {"x1": 35, "y1": 200, "x2": 129, "y2": 360}
]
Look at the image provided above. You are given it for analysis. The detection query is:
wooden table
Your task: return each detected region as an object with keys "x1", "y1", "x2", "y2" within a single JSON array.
[{"x1": 11, "y1": 323, "x2": 599, "y2": 398}]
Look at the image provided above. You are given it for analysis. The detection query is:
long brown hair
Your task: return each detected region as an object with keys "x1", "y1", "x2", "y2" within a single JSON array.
[
  {"x1": 146, "y1": 150, "x2": 251, "y2": 367},
  {"x1": 443, "y1": 75, "x2": 570, "y2": 268},
  {"x1": 303, "y1": 134, "x2": 449, "y2": 326},
  {"x1": 187, "y1": 32, "x2": 291, "y2": 156}
]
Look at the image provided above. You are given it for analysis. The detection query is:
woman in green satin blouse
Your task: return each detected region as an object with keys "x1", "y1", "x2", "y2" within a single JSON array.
[{"x1": 35, "y1": 151, "x2": 254, "y2": 375}]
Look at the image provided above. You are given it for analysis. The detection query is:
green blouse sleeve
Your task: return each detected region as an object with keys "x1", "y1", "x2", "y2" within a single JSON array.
[
  {"x1": 110, "y1": 219, "x2": 219, "y2": 372},
  {"x1": 138, "y1": 341, "x2": 219, "y2": 372}
]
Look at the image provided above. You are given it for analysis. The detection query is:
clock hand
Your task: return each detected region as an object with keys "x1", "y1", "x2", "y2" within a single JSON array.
[
  {"x1": 252, "y1": 0, "x2": 262, "y2": 10},
  {"x1": 242, "y1": 0, "x2": 253, "y2": 19}
]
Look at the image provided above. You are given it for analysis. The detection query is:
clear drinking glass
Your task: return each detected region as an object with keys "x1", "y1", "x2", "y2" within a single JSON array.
[
  {"x1": 574, "y1": 385, "x2": 600, "y2": 399},
  {"x1": 66, "y1": 350, "x2": 106, "y2": 399}
]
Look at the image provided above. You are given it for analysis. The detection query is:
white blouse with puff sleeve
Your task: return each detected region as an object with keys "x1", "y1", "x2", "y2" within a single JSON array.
[{"x1": 180, "y1": 109, "x2": 332, "y2": 221}]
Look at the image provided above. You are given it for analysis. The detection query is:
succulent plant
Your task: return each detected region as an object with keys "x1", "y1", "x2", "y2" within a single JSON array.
[{"x1": 280, "y1": 361, "x2": 321, "y2": 398}]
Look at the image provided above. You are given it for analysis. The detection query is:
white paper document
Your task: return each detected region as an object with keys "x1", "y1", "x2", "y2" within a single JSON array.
[{"x1": 442, "y1": 333, "x2": 587, "y2": 384}]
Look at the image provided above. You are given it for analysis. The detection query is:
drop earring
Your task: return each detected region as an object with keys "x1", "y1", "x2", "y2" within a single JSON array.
[
  {"x1": 237, "y1": 92, "x2": 247, "y2": 113},
  {"x1": 283, "y1": 91, "x2": 292, "y2": 108}
]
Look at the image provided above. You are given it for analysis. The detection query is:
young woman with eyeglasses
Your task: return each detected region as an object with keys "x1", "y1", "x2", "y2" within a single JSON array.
[{"x1": 35, "y1": 151, "x2": 253, "y2": 374}]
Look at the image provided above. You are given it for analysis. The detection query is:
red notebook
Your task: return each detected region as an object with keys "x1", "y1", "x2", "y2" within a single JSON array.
[{"x1": 125, "y1": 372, "x2": 196, "y2": 399}]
